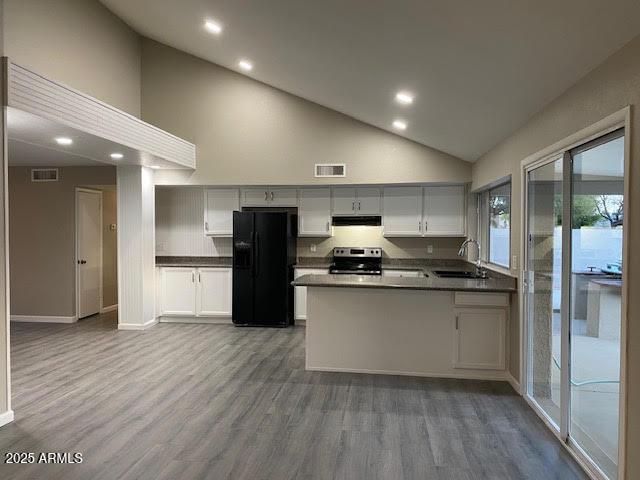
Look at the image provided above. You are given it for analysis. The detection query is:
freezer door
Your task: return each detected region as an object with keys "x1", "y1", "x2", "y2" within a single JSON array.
[{"x1": 232, "y1": 211, "x2": 255, "y2": 325}]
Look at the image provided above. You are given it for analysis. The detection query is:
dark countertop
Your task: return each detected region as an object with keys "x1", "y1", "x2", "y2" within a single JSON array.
[
  {"x1": 155, "y1": 256, "x2": 232, "y2": 267},
  {"x1": 292, "y1": 267, "x2": 517, "y2": 293},
  {"x1": 155, "y1": 257, "x2": 517, "y2": 293},
  {"x1": 294, "y1": 257, "x2": 472, "y2": 271}
]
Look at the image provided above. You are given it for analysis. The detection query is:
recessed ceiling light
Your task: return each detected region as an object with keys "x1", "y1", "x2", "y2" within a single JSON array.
[
  {"x1": 395, "y1": 91, "x2": 414, "y2": 105},
  {"x1": 392, "y1": 120, "x2": 408, "y2": 131},
  {"x1": 110, "y1": 153, "x2": 124, "y2": 160},
  {"x1": 150, "y1": 165, "x2": 161, "y2": 170},
  {"x1": 238, "y1": 59, "x2": 253, "y2": 72},
  {"x1": 55, "y1": 137, "x2": 73, "y2": 146},
  {"x1": 204, "y1": 20, "x2": 222, "y2": 34}
]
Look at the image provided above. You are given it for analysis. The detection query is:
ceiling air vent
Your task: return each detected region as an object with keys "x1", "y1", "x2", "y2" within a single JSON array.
[
  {"x1": 31, "y1": 168, "x2": 59, "y2": 182},
  {"x1": 315, "y1": 163, "x2": 346, "y2": 178}
]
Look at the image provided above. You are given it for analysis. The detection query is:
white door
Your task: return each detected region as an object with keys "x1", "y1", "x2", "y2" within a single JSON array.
[
  {"x1": 298, "y1": 188, "x2": 332, "y2": 237},
  {"x1": 241, "y1": 188, "x2": 270, "y2": 206},
  {"x1": 453, "y1": 308, "x2": 506, "y2": 370},
  {"x1": 331, "y1": 187, "x2": 357, "y2": 215},
  {"x1": 77, "y1": 190, "x2": 102, "y2": 319},
  {"x1": 161, "y1": 268, "x2": 197, "y2": 316},
  {"x1": 382, "y1": 187, "x2": 422, "y2": 237},
  {"x1": 269, "y1": 188, "x2": 298, "y2": 207},
  {"x1": 355, "y1": 187, "x2": 381, "y2": 215},
  {"x1": 196, "y1": 268, "x2": 232, "y2": 316},
  {"x1": 423, "y1": 186, "x2": 466, "y2": 236},
  {"x1": 204, "y1": 188, "x2": 239, "y2": 236}
]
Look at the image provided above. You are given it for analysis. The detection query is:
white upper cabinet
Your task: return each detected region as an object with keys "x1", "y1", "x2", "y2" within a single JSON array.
[
  {"x1": 269, "y1": 188, "x2": 298, "y2": 207},
  {"x1": 332, "y1": 187, "x2": 381, "y2": 215},
  {"x1": 355, "y1": 187, "x2": 381, "y2": 215},
  {"x1": 204, "y1": 188, "x2": 240, "y2": 237},
  {"x1": 423, "y1": 186, "x2": 466, "y2": 236},
  {"x1": 241, "y1": 188, "x2": 298, "y2": 207},
  {"x1": 241, "y1": 188, "x2": 270, "y2": 207},
  {"x1": 382, "y1": 187, "x2": 423, "y2": 237},
  {"x1": 298, "y1": 188, "x2": 332, "y2": 237},
  {"x1": 331, "y1": 187, "x2": 357, "y2": 215}
]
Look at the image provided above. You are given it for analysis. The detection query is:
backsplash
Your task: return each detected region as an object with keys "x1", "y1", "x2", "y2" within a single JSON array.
[
  {"x1": 155, "y1": 186, "x2": 465, "y2": 259},
  {"x1": 297, "y1": 226, "x2": 463, "y2": 259}
]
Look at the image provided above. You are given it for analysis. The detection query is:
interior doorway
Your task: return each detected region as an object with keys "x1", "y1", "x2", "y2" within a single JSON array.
[{"x1": 76, "y1": 188, "x2": 103, "y2": 319}]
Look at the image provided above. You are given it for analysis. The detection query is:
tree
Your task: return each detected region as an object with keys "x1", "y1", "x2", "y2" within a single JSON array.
[
  {"x1": 594, "y1": 195, "x2": 623, "y2": 227},
  {"x1": 554, "y1": 195, "x2": 601, "y2": 228}
]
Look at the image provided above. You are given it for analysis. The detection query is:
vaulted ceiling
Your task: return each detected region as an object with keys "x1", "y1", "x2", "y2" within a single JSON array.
[{"x1": 101, "y1": 0, "x2": 640, "y2": 161}]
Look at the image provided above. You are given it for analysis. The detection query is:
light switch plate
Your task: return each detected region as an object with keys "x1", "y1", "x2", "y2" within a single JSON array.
[
  {"x1": 512, "y1": 255, "x2": 518, "y2": 270},
  {"x1": 427, "y1": 245, "x2": 434, "y2": 254},
  {"x1": 310, "y1": 244, "x2": 317, "y2": 253}
]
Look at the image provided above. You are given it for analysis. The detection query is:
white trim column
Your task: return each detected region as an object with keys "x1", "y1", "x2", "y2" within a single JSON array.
[
  {"x1": 0, "y1": 0, "x2": 14, "y2": 428},
  {"x1": 116, "y1": 166, "x2": 156, "y2": 330}
]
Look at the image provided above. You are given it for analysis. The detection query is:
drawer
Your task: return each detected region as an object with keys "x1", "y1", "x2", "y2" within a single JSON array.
[{"x1": 454, "y1": 292, "x2": 509, "y2": 307}]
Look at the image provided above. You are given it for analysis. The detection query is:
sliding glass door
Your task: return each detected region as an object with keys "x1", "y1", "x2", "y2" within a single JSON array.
[
  {"x1": 526, "y1": 156, "x2": 564, "y2": 428},
  {"x1": 525, "y1": 129, "x2": 625, "y2": 480}
]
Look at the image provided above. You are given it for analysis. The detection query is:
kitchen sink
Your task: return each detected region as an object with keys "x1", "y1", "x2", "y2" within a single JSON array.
[{"x1": 433, "y1": 270, "x2": 488, "y2": 279}]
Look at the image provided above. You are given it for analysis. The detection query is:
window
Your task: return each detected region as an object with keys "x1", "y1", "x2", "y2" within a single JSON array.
[{"x1": 478, "y1": 180, "x2": 511, "y2": 269}]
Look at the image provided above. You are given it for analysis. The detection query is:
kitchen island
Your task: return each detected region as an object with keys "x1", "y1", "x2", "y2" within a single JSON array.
[{"x1": 293, "y1": 268, "x2": 517, "y2": 381}]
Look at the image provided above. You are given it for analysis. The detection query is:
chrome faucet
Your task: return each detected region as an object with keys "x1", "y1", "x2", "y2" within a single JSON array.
[{"x1": 458, "y1": 238, "x2": 488, "y2": 278}]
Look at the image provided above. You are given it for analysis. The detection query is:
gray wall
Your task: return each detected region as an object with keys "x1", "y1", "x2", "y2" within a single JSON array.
[
  {"x1": 9, "y1": 167, "x2": 117, "y2": 317},
  {"x1": 4, "y1": 0, "x2": 141, "y2": 116},
  {"x1": 471, "y1": 33, "x2": 640, "y2": 478},
  {"x1": 142, "y1": 39, "x2": 472, "y2": 187}
]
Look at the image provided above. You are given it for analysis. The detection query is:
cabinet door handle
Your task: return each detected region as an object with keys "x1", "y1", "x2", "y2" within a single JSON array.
[
  {"x1": 205, "y1": 222, "x2": 209, "y2": 231},
  {"x1": 418, "y1": 220, "x2": 421, "y2": 231},
  {"x1": 198, "y1": 272, "x2": 201, "y2": 283},
  {"x1": 326, "y1": 221, "x2": 330, "y2": 232},
  {"x1": 271, "y1": 191, "x2": 274, "y2": 202},
  {"x1": 264, "y1": 191, "x2": 268, "y2": 201},
  {"x1": 455, "y1": 315, "x2": 459, "y2": 330},
  {"x1": 358, "y1": 201, "x2": 361, "y2": 211},
  {"x1": 192, "y1": 272, "x2": 195, "y2": 283},
  {"x1": 352, "y1": 201, "x2": 355, "y2": 211}
]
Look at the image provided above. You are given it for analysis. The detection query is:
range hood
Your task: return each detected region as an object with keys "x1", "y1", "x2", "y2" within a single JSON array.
[{"x1": 332, "y1": 216, "x2": 382, "y2": 227}]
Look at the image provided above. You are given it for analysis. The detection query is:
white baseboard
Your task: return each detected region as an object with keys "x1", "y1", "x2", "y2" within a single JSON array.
[
  {"x1": 507, "y1": 372, "x2": 522, "y2": 394},
  {"x1": 11, "y1": 315, "x2": 77, "y2": 324},
  {"x1": 305, "y1": 365, "x2": 510, "y2": 382},
  {"x1": 159, "y1": 316, "x2": 232, "y2": 324},
  {"x1": 0, "y1": 410, "x2": 14, "y2": 428},
  {"x1": 118, "y1": 318, "x2": 158, "y2": 331},
  {"x1": 100, "y1": 304, "x2": 118, "y2": 314}
]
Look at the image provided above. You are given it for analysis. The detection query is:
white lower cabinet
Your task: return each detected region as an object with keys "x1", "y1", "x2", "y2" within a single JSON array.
[
  {"x1": 161, "y1": 267, "x2": 197, "y2": 316},
  {"x1": 453, "y1": 307, "x2": 506, "y2": 370},
  {"x1": 295, "y1": 268, "x2": 329, "y2": 320},
  {"x1": 159, "y1": 267, "x2": 232, "y2": 319},
  {"x1": 196, "y1": 268, "x2": 233, "y2": 316}
]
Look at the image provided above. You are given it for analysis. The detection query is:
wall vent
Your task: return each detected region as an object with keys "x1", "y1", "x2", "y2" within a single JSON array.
[
  {"x1": 315, "y1": 163, "x2": 346, "y2": 178},
  {"x1": 31, "y1": 168, "x2": 59, "y2": 182}
]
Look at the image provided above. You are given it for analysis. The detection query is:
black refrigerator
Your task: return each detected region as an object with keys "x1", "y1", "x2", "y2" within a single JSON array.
[{"x1": 232, "y1": 211, "x2": 297, "y2": 327}]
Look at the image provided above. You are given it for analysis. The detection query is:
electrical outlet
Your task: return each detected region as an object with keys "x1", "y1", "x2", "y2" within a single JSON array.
[
  {"x1": 427, "y1": 245, "x2": 434, "y2": 254},
  {"x1": 512, "y1": 255, "x2": 518, "y2": 270},
  {"x1": 310, "y1": 244, "x2": 317, "y2": 253}
]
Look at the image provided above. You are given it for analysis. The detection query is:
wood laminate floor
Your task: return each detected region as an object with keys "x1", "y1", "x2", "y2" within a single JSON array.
[{"x1": 0, "y1": 313, "x2": 588, "y2": 480}]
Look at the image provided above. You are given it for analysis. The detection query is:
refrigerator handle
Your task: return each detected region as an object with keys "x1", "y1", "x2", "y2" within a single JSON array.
[{"x1": 254, "y1": 232, "x2": 259, "y2": 277}]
